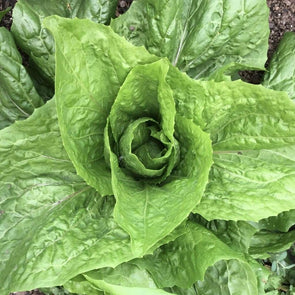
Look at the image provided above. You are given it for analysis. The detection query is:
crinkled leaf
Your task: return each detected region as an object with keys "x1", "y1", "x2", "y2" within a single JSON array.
[
  {"x1": 263, "y1": 32, "x2": 295, "y2": 100},
  {"x1": 0, "y1": 27, "x2": 43, "y2": 129},
  {"x1": 134, "y1": 222, "x2": 251, "y2": 289},
  {"x1": 170, "y1": 257, "x2": 270, "y2": 295},
  {"x1": 170, "y1": 259, "x2": 258, "y2": 295},
  {"x1": 0, "y1": 100, "x2": 144, "y2": 294},
  {"x1": 166, "y1": 70, "x2": 295, "y2": 221},
  {"x1": 11, "y1": 0, "x2": 118, "y2": 81},
  {"x1": 193, "y1": 215, "x2": 258, "y2": 253},
  {"x1": 111, "y1": 0, "x2": 269, "y2": 79},
  {"x1": 69, "y1": 224, "x2": 258, "y2": 294},
  {"x1": 196, "y1": 145, "x2": 295, "y2": 221},
  {"x1": 64, "y1": 226, "x2": 187, "y2": 295}
]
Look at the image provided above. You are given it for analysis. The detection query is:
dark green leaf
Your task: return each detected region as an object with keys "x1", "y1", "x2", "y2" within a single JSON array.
[{"x1": 0, "y1": 27, "x2": 43, "y2": 129}]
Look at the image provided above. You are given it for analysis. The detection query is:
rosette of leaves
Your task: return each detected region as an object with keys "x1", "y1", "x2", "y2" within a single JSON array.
[
  {"x1": 46, "y1": 17, "x2": 214, "y2": 253},
  {"x1": 1, "y1": 3, "x2": 295, "y2": 295}
]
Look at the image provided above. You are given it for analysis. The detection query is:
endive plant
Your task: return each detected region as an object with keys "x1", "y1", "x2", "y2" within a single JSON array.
[{"x1": 0, "y1": 1, "x2": 295, "y2": 294}]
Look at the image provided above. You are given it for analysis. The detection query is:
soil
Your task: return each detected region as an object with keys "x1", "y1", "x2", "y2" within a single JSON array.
[
  {"x1": 0, "y1": 0, "x2": 294, "y2": 294},
  {"x1": 240, "y1": 0, "x2": 295, "y2": 83}
]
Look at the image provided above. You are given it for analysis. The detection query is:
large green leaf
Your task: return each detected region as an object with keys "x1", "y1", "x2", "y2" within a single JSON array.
[
  {"x1": 67, "y1": 222, "x2": 260, "y2": 295},
  {"x1": 166, "y1": 68, "x2": 295, "y2": 220},
  {"x1": 196, "y1": 144, "x2": 295, "y2": 221},
  {"x1": 111, "y1": 0, "x2": 269, "y2": 79},
  {"x1": 193, "y1": 215, "x2": 258, "y2": 253},
  {"x1": 83, "y1": 265, "x2": 173, "y2": 295},
  {"x1": 0, "y1": 100, "x2": 141, "y2": 294},
  {"x1": 263, "y1": 32, "x2": 295, "y2": 101},
  {"x1": 134, "y1": 222, "x2": 253, "y2": 289},
  {"x1": 170, "y1": 260, "x2": 259, "y2": 295},
  {"x1": 11, "y1": 0, "x2": 118, "y2": 82},
  {"x1": 0, "y1": 27, "x2": 43, "y2": 129}
]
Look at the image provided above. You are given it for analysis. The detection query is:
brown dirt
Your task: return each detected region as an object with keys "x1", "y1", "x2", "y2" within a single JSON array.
[
  {"x1": 1, "y1": 0, "x2": 294, "y2": 294},
  {"x1": 0, "y1": 0, "x2": 16, "y2": 29}
]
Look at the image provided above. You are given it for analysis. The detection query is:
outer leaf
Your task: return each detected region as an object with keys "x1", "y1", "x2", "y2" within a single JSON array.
[
  {"x1": 111, "y1": 0, "x2": 269, "y2": 79},
  {"x1": 263, "y1": 32, "x2": 295, "y2": 100},
  {"x1": 84, "y1": 278, "x2": 173, "y2": 295},
  {"x1": 65, "y1": 275, "x2": 104, "y2": 295},
  {"x1": 134, "y1": 222, "x2": 253, "y2": 289},
  {"x1": 82, "y1": 264, "x2": 174, "y2": 295},
  {"x1": 11, "y1": 0, "x2": 118, "y2": 81},
  {"x1": 0, "y1": 101, "x2": 142, "y2": 294},
  {"x1": 170, "y1": 260, "x2": 258, "y2": 295},
  {"x1": 196, "y1": 145, "x2": 295, "y2": 221},
  {"x1": 0, "y1": 27, "x2": 43, "y2": 129},
  {"x1": 166, "y1": 67, "x2": 295, "y2": 221},
  {"x1": 193, "y1": 215, "x2": 258, "y2": 253},
  {"x1": 44, "y1": 16, "x2": 159, "y2": 196}
]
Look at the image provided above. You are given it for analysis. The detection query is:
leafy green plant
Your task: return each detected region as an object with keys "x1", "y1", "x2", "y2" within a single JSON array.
[{"x1": 0, "y1": 1, "x2": 295, "y2": 295}]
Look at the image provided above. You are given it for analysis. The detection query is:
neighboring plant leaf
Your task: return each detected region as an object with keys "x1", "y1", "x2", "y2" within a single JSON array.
[
  {"x1": 0, "y1": 27, "x2": 43, "y2": 129},
  {"x1": 249, "y1": 230, "x2": 295, "y2": 259},
  {"x1": 0, "y1": 6, "x2": 11, "y2": 21},
  {"x1": 111, "y1": 0, "x2": 269, "y2": 79},
  {"x1": 11, "y1": 0, "x2": 118, "y2": 82},
  {"x1": 263, "y1": 32, "x2": 295, "y2": 101},
  {"x1": 0, "y1": 100, "x2": 142, "y2": 294}
]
